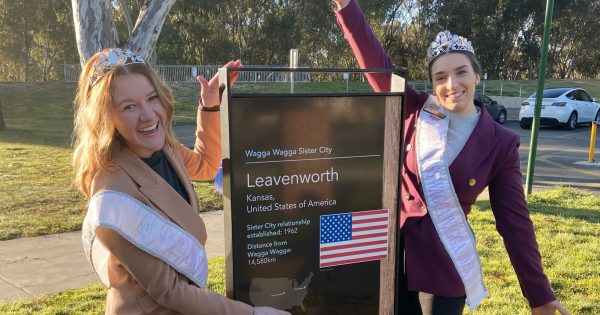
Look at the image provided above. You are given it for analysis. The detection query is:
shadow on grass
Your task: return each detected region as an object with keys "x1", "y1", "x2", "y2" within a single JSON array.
[
  {"x1": 0, "y1": 82, "x2": 76, "y2": 148},
  {"x1": 0, "y1": 127, "x2": 72, "y2": 148}
]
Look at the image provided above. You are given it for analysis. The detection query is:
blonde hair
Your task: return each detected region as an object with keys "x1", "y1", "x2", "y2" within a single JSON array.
[{"x1": 72, "y1": 48, "x2": 179, "y2": 198}]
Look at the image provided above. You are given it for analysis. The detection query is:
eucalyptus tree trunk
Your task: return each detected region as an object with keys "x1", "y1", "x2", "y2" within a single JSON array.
[
  {"x1": 72, "y1": 0, "x2": 119, "y2": 66},
  {"x1": 116, "y1": 0, "x2": 134, "y2": 36},
  {"x1": 72, "y1": 0, "x2": 176, "y2": 65}
]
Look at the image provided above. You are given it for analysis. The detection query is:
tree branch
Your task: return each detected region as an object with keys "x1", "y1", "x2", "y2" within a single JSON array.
[{"x1": 127, "y1": 0, "x2": 177, "y2": 62}]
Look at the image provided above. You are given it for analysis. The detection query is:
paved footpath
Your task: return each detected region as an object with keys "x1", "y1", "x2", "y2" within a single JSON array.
[{"x1": 0, "y1": 210, "x2": 225, "y2": 303}]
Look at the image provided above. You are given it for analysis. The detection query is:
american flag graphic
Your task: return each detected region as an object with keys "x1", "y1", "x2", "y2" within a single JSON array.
[{"x1": 319, "y1": 209, "x2": 389, "y2": 268}]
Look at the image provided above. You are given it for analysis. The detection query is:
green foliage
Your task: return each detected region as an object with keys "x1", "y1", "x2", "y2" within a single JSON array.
[
  {"x1": 0, "y1": 0, "x2": 78, "y2": 81},
  {"x1": 156, "y1": 0, "x2": 344, "y2": 67},
  {"x1": 1, "y1": 0, "x2": 599, "y2": 81},
  {"x1": 1, "y1": 189, "x2": 598, "y2": 313}
]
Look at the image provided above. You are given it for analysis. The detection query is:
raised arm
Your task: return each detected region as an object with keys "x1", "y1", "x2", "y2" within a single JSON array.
[
  {"x1": 178, "y1": 60, "x2": 242, "y2": 180},
  {"x1": 332, "y1": 0, "x2": 393, "y2": 92}
]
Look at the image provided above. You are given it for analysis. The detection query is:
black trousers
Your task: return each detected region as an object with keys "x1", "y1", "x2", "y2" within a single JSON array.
[{"x1": 397, "y1": 234, "x2": 466, "y2": 315}]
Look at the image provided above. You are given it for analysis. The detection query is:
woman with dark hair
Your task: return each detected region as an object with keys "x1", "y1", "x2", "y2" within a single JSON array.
[{"x1": 329, "y1": 1, "x2": 570, "y2": 314}]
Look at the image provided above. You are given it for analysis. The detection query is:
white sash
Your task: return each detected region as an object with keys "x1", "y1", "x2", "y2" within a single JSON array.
[
  {"x1": 415, "y1": 96, "x2": 487, "y2": 310},
  {"x1": 81, "y1": 190, "x2": 208, "y2": 288}
]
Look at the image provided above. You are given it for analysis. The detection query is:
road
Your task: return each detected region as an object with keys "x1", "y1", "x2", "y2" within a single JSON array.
[
  {"x1": 506, "y1": 121, "x2": 600, "y2": 193},
  {"x1": 174, "y1": 117, "x2": 600, "y2": 195}
]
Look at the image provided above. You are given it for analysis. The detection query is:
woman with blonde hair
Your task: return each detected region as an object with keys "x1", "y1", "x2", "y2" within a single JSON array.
[{"x1": 73, "y1": 47, "x2": 288, "y2": 315}]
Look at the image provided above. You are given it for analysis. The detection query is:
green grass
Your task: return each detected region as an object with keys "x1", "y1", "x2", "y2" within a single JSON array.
[
  {"x1": 471, "y1": 187, "x2": 600, "y2": 314},
  {"x1": 0, "y1": 83, "x2": 86, "y2": 240},
  {"x1": 169, "y1": 82, "x2": 203, "y2": 124},
  {"x1": 121, "y1": 80, "x2": 375, "y2": 124},
  {"x1": 0, "y1": 188, "x2": 598, "y2": 314},
  {"x1": 0, "y1": 257, "x2": 228, "y2": 314},
  {"x1": 0, "y1": 80, "x2": 374, "y2": 240},
  {"x1": 0, "y1": 82, "x2": 221, "y2": 240},
  {"x1": 1, "y1": 81, "x2": 599, "y2": 241}
]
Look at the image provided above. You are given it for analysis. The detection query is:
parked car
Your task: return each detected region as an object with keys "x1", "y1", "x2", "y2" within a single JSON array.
[
  {"x1": 519, "y1": 88, "x2": 600, "y2": 130},
  {"x1": 475, "y1": 93, "x2": 508, "y2": 124}
]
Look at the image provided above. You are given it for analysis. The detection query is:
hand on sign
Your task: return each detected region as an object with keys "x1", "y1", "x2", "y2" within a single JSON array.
[{"x1": 197, "y1": 59, "x2": 242, "y2": 108}]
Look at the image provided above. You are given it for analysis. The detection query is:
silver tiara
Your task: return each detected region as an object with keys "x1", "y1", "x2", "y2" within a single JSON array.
[
  {"x1": 89, "y1": 48, "x2": 145, "y2": 86},
  {"x1": 427, "y1": 31, "x2": 475, "y2": 62}
]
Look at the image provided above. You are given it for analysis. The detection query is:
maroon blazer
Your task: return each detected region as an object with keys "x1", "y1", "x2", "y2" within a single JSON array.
[{"x1": 336, "y1": 0, "x2": 555, "y2": 308}]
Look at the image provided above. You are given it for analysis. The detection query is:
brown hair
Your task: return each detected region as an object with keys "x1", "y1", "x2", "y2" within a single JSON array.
[
  {"x1": 72, "y1": 48, "x2": 178, "y2": 198},
  {"x1": 428, "y1": 51, "x2": 482, "y2": 82}
]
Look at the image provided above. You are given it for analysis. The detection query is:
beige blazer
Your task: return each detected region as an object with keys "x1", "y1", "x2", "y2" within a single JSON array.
[{"x1": 90, "y1": 111, "x2": 253, "y2": 315}]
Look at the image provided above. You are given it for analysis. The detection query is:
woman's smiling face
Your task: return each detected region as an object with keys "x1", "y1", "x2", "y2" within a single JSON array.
[
  {"x1": 430, "y1": 52, "x2": 480, "y2": 114},
  {"x1": 111, "y1": 73, "x2": 166, "y2": 158}
]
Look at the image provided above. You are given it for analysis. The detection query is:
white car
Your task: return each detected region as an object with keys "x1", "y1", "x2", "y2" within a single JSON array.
[{"x1": 519, "y1": 88, "x2": 600, "y2": 130}]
